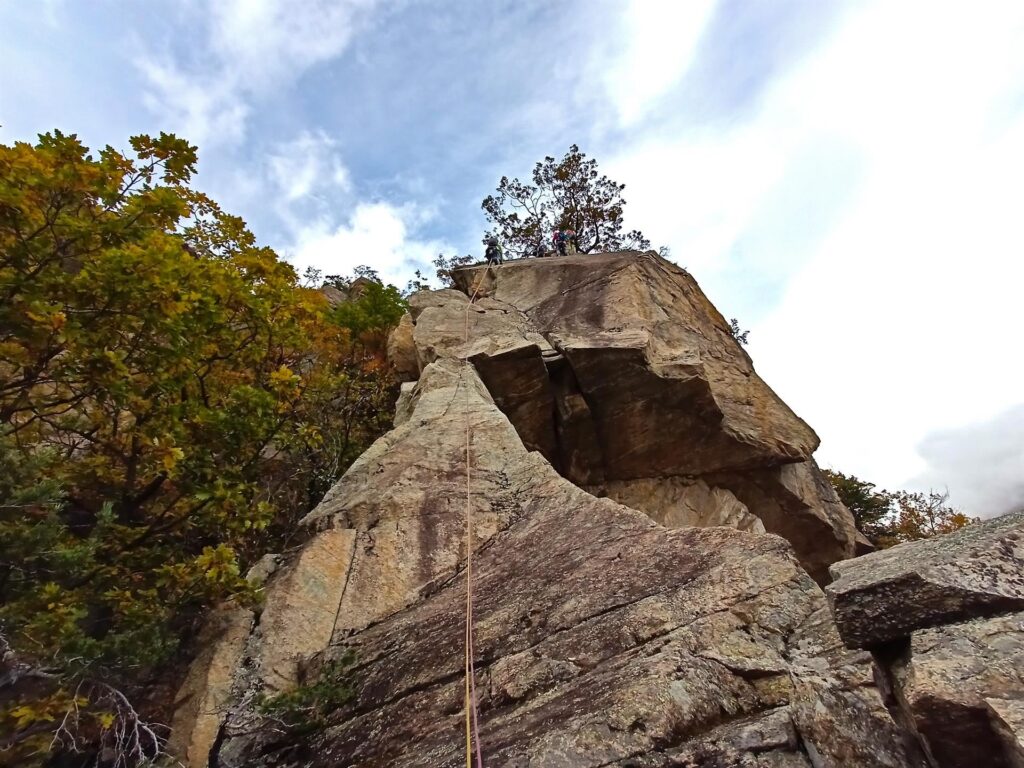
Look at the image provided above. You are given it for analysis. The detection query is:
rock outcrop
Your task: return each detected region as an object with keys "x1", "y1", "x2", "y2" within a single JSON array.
[
  {"x1": 823, "y1": 509, "x2": 1024, "y2": 767},
  {"x1": 827, "y1": 508, "x2": 1024, "y2": 648},
  {"x1": 447, "y1": 252, "x2": 856, "y2": 582},
  {"x1": 169, "y1": 251, "x2": 1021, "y2": 768},
  {"x1": 887, "y1": 611, "x2": 1024, "y2": 768},
  {"x1": 199, "y1": 359, "x2": 914, "y2": 768}
]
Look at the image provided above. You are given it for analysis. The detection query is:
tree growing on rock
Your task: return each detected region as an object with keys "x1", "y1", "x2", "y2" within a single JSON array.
[
  {"x1": 823, "y1": 470, "x2": 977, "y2": 548},
  {"x1": 481, "y1": 144, "x2": 650, "y2": 259}
]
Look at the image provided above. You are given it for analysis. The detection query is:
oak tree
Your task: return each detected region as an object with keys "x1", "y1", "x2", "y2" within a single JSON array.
[{"x1": 823, "y1": 470, "x2": 976, "y2": 548}]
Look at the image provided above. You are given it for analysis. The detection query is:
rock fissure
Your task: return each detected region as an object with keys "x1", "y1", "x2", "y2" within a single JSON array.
[{"x1": 869, "y1": 640, "x2": 939, "y2": 768}]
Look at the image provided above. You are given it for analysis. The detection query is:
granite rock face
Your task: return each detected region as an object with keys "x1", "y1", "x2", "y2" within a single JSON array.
[
  {"x1": 826, "y1": 509, "x2": 1024, "y2": 648},
  {"x1": 824, "y1": 510, "x2": 1024, "y2": 767},
  {"x1": 446, "y1": 252, "x2": 857, "y2": 578},
  {"x1": 889, "y1": 611, "x2": 1024, "y2": 767},
  {"x1": 385, "y1": 312, "x2": 418, "y2": 381},
  {"x1": 453, "y1": 253, "x2": 819, "y2": 478},
  {"x1": 592, "y1": 476, "x2": 765, "y2": 533},
  {"x1": 171, "y1": 252, "x2": 1024, "y2": 768},
  {"x1": 207, "y1": 360, "x2": 914, "y2": 768},
  {"x1": 988, "y1": 697, "x2": 1024, "y2": 768}
]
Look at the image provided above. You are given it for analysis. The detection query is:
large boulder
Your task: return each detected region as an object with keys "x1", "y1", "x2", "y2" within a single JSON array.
[
  {"x1": 443, "y1": 253, "x2": 857, "y2": 575},
  {"x1": 888, "y1": 611, "x2": 1024, "y2": 768},
  {"x1": 453, "y1": 252, "x2": 820, "y2": 477},
  {"x1": 821, "y1": 510, "x2": 1024, "y2": 767},
  {"x1": 826, "y1": 509, "x2": 1024, "y2": 648}
]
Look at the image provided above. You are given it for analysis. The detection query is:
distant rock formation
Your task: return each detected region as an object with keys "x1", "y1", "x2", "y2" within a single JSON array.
[{"x1": 169, "y1": 251, "x2": 1023, "y2": 767}]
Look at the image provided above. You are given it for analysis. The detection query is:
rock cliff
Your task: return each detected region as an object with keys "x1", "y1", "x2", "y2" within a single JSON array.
[{"x1": 169, "y1": 251, "x2": 1024, "y2": 768}]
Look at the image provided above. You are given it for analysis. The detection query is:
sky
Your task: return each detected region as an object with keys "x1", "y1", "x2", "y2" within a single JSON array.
[{"x1": 2, "y1": 0, "x2": 1023, "y2": 517}]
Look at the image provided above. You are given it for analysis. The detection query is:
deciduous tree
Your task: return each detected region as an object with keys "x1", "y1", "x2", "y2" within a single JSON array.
[
  {"x1": 823, "y1": 470, "x2": 977, "y2": 548},
  {"x1": 0, "y1": 131, "x2": 399, "y2": 764},
  {"x1": 481, "y1": 145, "x2": 650, "y2": 259}
]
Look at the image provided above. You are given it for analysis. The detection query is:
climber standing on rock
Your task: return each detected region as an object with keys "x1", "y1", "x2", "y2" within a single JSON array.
[
  {"x1": 484, "y1": 235, "x2": 503, "y2": 265},
  {"x1": 530, "y1": 237, "x2": 546, "y2": 259},
  {"x1": 566, "y1": 228, "x2": 579, "y2": 255},
  {"x1": 553, "y1": 229, "x2": 567, "y2": 256}
]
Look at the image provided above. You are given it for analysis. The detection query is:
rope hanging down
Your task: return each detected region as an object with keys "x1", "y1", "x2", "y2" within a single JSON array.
[{"x1": 463, "y1": 263, "x2": 493, "y2": 768}]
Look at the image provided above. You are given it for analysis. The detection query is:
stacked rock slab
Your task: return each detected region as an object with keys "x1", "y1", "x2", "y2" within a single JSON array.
[
  {"x1": 826, "y1": 510, "x2": 1024, "y2": 768},
  {"x1": 173, "y1": 251, "x2": 932, "y2": 766},
  {"x1": 447, "y1": 251, "x2": 858, "y2": 582}
]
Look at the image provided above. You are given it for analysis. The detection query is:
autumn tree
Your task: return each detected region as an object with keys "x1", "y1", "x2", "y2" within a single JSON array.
[
  {"x1": 823, "y1": 470, "x2": 977, "y2": 548},
  {"x1": 481, "y1": 144, "x2": 650, "y2": 259},
  {"x1": 884, "y1": 489, "x2": 977, "y2": 544},
  {"x1": 0, "y1": 131, "x2": 399, "y2": 764}
]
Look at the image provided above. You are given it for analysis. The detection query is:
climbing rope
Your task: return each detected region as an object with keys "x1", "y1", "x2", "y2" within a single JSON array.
[
  {"x1": 462, "y1": 261, "x2": 495, "y2": 768},
  {"x1": 457, "y1": 252, "x2": 668, "y2": 766}
]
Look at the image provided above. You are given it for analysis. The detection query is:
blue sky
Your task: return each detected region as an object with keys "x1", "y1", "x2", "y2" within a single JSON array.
[{"x1": 3, "y1": 0, "x2": 1023, "y2": 516}]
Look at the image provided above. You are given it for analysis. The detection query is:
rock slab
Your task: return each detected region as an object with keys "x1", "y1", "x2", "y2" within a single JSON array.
[
  {"x1": 826, "y1": 509, "x2": 1024, "y2": 648},
  {"x1": 890, "y1": 611, "x2": 1024, "y2": 767}
]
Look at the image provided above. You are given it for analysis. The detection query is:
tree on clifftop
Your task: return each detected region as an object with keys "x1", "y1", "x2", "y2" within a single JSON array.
[{"x1": 481, "y1": 144, "x2": 650, "y2": 259}]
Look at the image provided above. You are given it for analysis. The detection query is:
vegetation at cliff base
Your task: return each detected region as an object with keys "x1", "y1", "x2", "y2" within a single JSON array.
[
  {"x1": 824, "y1": 470, "x2": 977, "y2": 547},
  {"x1": 0, "y1": 131, "x2": 402, "y2": 765}
]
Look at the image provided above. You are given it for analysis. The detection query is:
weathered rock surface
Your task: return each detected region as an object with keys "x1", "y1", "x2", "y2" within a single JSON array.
[
  {"x1": 888, "y1": 611, "x2": 1024, "y2": 767},
  {"x1": 591, "y1": 476, "x2": 765, "y2": 533},
  {"x1": 166, "y1": 604, "x2": 254, "y2": 767},
  {"x1": 257, "y1": 529, "x2": 355, "y2": 691},
  {"x1": 439, "y1": 252, "x2": 857, "y2": 575},
  {"x1": 988, "y1": 697, "x2": 1024, "y2": 768},
  {"x1": 300, "y1": 360, "x2": 524, "y2": 638},
  {"x1": 711, "y1": 460, "x2": 858, "y2": 585},
  {"x1": 453, "y1": 253, "x2": 820, "y2": 477},
  {"x1": 386, "y1": 312, "x2": 418, "y2": 381},
  {"x1": 167, "y1": 556, "x2": 277, "y2": 766},
  {"x1": 175, "y1": 251, "x2": 1024, "y2": 768},
  {"x1": 826, "y1": 509, "x2": 1024, "y2": 648},
  {"x1": 195, "y1": 355, "x2": 916, "y2": 768}
]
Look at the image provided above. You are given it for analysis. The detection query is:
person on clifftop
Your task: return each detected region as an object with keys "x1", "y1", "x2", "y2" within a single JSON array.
[
  {"x1": 484, "y1": 235, "x2": 504, "y2": 265},
  {"x1": 553, "y1": 229, "x2": 567, "y2": 256},
  {"x1": 565, "y1": 228, "x2": 579, "y2": 254}
]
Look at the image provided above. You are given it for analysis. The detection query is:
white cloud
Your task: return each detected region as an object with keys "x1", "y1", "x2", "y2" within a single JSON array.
[
  {"x1": 604, "y1": 0, "x2": 719, "y2": 126},
  {"x1": 285, "y1": 202, "x2": 451, "y2": 288},
  {"x1": 267, "y1": 130, "x2": 351, "y2": 203},
  {"x1": 910, "y1": 404, "x2": 1024, "y2": 518},
  {"x1": 138, "y1": 59, "x2": 251, "y2": 147},
  {"x1": 137, "y1": 0, "x2": 383, "y2": 145},
  {"x1": 752, "y1": 2, "x2": 1024, "y2": 499},
  {"x1": 605, "y1": 1, "x2": 1024, "y2": 507}
]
